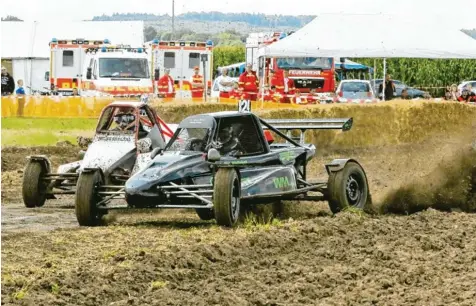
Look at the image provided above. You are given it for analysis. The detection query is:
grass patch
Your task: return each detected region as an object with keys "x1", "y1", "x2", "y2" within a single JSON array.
[
  {"x1": 2, "y1": 118, "x2": 96, "y2": 130},
  {"x1": 1, "y1": 118, "x2": 96, "y2": 146}
]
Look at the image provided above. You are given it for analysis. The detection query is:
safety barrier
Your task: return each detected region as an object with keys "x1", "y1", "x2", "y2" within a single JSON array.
[{"x1": 1, "y1": 95, "x2": 473, "y2": 118}]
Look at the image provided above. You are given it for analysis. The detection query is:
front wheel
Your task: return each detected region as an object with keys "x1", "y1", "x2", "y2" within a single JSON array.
[
  {"x1": 75, "y1": 170, "x2": 104, "y2": 226},
  {"x1": 327, "y1": 161, "x2": 369, "y2": 214},
  {"x1": 213, "y1": 168, "x2": 242, "y2": 227},
  {"x1": 22, "y1": 161, "x2": 48, "y2": 208}
]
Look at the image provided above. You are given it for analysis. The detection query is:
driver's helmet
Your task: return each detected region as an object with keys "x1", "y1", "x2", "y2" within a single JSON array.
[
  {"x1": 114, "y1": 111, "x2": 135, "y2": 129},
  {"x1": 218, "y1": 125, "x2": 233, "y2": 144}
]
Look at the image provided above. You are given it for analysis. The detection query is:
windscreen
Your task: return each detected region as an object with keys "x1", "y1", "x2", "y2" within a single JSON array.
[
  {"x1": 99, "y1": 58, "x2": 150, "y2": 78},
  {"x1": 341, "y1": 82, "x2": 372, "y2": 99},
  {"x1": 276, "y1": 57, "x2": 332, "y2": 70},
  {"x1": 166, "y1": 128, "x2": 211, "y2": 152}
]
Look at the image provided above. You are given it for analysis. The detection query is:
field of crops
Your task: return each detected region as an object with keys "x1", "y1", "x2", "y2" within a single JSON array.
[{"x1": 2, "y1": 100, "x2": 476, "y2": 305}]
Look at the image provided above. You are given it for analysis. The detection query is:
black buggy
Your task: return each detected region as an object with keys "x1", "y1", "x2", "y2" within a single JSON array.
[{"x1": 75, "y1": 111, "x2": 370, "y2": 227}]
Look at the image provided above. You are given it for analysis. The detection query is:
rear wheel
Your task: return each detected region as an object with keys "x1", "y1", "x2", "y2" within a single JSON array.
[
  {"x1": 75, "y1": 170, "x2": 104, "y2": 226},
  {"x1": 213, "y1": 168, "x2": 241, "y2": 227},
  {"x1": 195, "y1": 208, "x2": 215, "y2": 221},
  {"x1": 327, "y1": 161, "x2": 369, "y2": 214},
  {"x1": 22, "y1": 161, "x2": 48, "y2": 208}
]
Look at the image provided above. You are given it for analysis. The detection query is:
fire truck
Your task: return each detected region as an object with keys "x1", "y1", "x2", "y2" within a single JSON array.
[
  {"x1": 246, "y1": 32, "x2": 336, "y2": 96},
  {"x1": 48, "y1": 38, "x2": 155, "y2": 97},
  {"x1": 144, "y1": 39, "x2": 214, "y2": 98}
]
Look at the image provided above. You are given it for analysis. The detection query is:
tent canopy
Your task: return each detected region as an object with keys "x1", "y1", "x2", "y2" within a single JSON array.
[
  {"x1": 1, "y1": 21, "x2": 144, "y2": 59},
  {"x1": 335, "y1": 58, "x2": 373, "y2": 72},
  {"x1": 258, "y1": 14, "x2": 476, "y2": 59}
]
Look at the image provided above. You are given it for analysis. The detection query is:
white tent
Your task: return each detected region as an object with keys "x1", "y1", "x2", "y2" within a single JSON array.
[
  {"x1": 258, "y1": 14, "x2": 476, "y2": 59},
  {"x1": 1, "y1": 21, "x2": 144, "y2": 94}
]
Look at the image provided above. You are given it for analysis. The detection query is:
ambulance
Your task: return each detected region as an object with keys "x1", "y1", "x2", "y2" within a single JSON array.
[
  {"x1": 145, "y1": 39, "x2": 214, "y2": 99},
  {"x1": 245, "y1": 32, "x2": 336, "y2": 97},
  {"x1": 48, "y1": 38, "x2": 155, "y2": 97}
]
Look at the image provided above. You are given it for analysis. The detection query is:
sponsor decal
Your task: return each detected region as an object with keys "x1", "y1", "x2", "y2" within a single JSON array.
[
  {"x1": 273, "y1": 176, "x2": 290, "y2": 189},
  {"x1": 279, "y1": 151, "x2": 295, "y2": 162},
  {"x1": 231, "y1": 160, "x2": 248, "y2": 165},
  {"x1": 289, "y1": 70, "x2": 323, "y2": 76}
]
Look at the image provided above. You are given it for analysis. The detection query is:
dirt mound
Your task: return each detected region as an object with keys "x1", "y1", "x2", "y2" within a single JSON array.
[{"x1": 1, "y1": 146, "x2": 80, "y2": 172}]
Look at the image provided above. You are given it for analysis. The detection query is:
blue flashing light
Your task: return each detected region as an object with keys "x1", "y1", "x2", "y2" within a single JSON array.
[
  {"x1": 51, "y1": 38, "x2": 58, "y2": 43},
  {"x1": 101, "y1": 47, "x2": 107, "y2": 52},
  {"x1": 206, "y1": 40, "x2": 213, "y2": 46},
  {"x1": 279, "y1": 33, "x2": 287, "y2": 40},
  {"x1": 104, "y1": 39, "x2": 110, "y2": 44},
  {"x1": 153, "y1": 38, "x2": 159, "y2": 44},
  {"x1": 137, "y1": 48, "x2": 143, "y2": 53}
]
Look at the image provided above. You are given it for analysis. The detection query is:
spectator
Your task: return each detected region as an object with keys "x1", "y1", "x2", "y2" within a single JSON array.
[
  {"x1": 190, "y1": 66, "x2": 204, "y2": 99},
  {"x1": 72, "y1": 88, "x2": 79, "y2": 96},
  {"x1": 15, "y1": 79, "x2": 25, "y2": 95},
  {"x1": 238, "y1": 64, "x2": 259, "y2": 101},
  {"x1": 215, "y1": 68, "x2": 234, "y2": 98},
  {"x1": 282, "y1": 70, "x2": 296, "y2": 96},
  {"x1": 157, "y1": 69, "x2": 175, "y2": 98},
  {"x1": 1, "y1": 66, "x2": 15, "y2": 95},
  {"x1": 401, "y1": 88, "x2": 411, "y2": 100},
  {"x1": 378, "y1": 74, "x2": 395, "y2": 101},
  {"x1": 457, "y1": 89, "x2": 475, "y2": 102}
]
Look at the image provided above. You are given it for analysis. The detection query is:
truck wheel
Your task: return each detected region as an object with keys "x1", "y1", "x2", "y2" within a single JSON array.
[
  {"x1": 195, "y1": 208, "x2": 215, "y2": 221},
  {"x1": 213, "y1": 168, "x2": 241, "y2": 227},
  {"x1": 22, "y1": 161, "x2": 48, "y2": 208},
  {"x1": 75, "y1": 170, "x2": 104, "y2": 226},
  {"x1": 327, "y1": 161, "x2": 369, "y2": 214}
]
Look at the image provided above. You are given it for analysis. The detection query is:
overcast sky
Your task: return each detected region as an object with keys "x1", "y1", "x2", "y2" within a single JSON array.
[{"x1": 2, "y1": 0, "x2": 476, "y2": 29}]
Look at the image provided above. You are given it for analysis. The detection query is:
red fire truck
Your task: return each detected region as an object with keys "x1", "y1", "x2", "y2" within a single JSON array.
[{"x1": 246, "y1": 32, "x2": 336, "y2": 98}]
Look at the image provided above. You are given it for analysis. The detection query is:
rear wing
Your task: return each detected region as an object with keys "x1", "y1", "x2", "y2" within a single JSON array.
[
  {"x1": 263, "y1": 118, "x2": 353, "y2": 132},
  {"x1": 259, "y1": 118, "x2": 353, "y2": 146}
]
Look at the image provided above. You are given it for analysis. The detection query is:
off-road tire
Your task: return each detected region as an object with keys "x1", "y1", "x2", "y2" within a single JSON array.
[
  {"x1": 213, "y1": 168, "x2": 241, "y2": 227},
  {"x1": 22, "y1": 161, "x2": 48, "y2": 208},
  {"x1": 195, "y1": 208, "x2": 215, "y2": 221},
  {"x1": 327, "y1": 161, "x2": 369, "y2": 214},
  {"x1": 75, "y1": 171, "x2": 104, "y2": 226}
]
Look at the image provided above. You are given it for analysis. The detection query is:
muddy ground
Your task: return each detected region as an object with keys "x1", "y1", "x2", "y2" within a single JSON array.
[{"x1": 2, "y1": 134, "x2": 476, "y2": 305}]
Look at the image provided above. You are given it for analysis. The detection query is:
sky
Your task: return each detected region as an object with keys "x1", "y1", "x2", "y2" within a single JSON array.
[{"x1": 2, "y1": 0, "x2": 476, "y2": 30}]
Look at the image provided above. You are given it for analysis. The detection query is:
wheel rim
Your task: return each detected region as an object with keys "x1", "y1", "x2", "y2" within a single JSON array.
[
  {"x1": 230, "y1": 176, "x2": 240, "y2": 221},
  {"x1": 346, "y1": 174, "x2": 362, "y2": 206}
]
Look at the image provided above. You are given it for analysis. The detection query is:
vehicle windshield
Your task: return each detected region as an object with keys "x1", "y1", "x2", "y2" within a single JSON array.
[
  {"x1": 99, "y1": 58, "x2": 150, "y2": 78},
  {"x1": 96, "y1": 106, "x2": 137, "y2": 133},
  {"x1": 276, "y1": 57, "x2": 332, "y2": 70},
  {"x1": 341, "y1": 82, "x2": 373, "y2": 99},
  {"x1": 166, "y1": 128, "x2": 211, "y2": 152}
]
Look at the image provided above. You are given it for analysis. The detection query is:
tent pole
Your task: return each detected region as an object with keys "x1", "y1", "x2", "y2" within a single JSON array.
[
  {"x1": 373, "y1": 59, "x2": 376, "y2": 94},
  {"x1": 382, "y1": 58, "x2": 386, "y2": 101}
]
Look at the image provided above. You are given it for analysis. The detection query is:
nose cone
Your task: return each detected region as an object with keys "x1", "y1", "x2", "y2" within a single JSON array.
[{"x1": 125, "y1": 178, "x2": 155, "y2": 195}]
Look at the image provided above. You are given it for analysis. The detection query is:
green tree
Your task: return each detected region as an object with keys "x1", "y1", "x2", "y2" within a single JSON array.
[{"x1": 144, "y1": 26, "x2": 157, "y2": 42}]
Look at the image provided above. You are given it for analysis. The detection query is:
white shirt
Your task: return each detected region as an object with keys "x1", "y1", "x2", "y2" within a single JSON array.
[
  {"x1": 215, "y1": 75, "x2": 233, "y2": 92},
  {"x1": 168, "y1": 79, "x2": 173, "y2": 93},
  {"x1": 284, "y1": 77, "x2": 289, "y2": 92}
]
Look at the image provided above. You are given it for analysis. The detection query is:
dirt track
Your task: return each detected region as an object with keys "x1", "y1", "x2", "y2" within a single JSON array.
[{"x1": 2, "y1": 134, "x2": 476, "y2": 305}]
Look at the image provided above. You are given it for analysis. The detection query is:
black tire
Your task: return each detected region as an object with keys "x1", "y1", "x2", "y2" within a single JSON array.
[
  {"x1": 195, "y1": 208, "x2": 215, "y2": 221},
  {"x1": 75, "y1": 171, "x2": 104, "y2": 226},
  {"x1": 213, "y1": 168, "x2": 241, "y2": 227},
  {"x1": 22, "y1": 161, "x2": 48, "y2": 208},
  {"x1": 327, "y1": 161, "x2": 369, "y2": 214}
]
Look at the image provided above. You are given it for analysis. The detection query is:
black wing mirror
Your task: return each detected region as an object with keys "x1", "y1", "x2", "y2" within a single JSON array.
[
  {"x1": 44, "y1": 71, "x2": 50, "y2": 81},
  {"x1": 86, "y1": 68, "x2": 92, "y2": 80},
  {"x1": 154, "y1": 69, "x2": 160, "y2": 81}
]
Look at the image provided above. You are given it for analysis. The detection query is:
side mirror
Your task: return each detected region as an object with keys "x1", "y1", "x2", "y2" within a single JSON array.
[
  {"x1": 44, "y1": 71, "x2": 50, "y2": 81},
  {"x1": 207, "y1": 148, "x2": 221, "y2": 162},
  {"x1": 137, "y1": 138, "x2": 152, "y2": 154},
  {"x1": 150, "y1": 147, "x2": 163, "y2": 159},
  {"x1": 154, "y1": 69, "x2": 160, "y2": 81},
  {"x1": 86, "y1": 68, "x2": 92, "y2": 80}
]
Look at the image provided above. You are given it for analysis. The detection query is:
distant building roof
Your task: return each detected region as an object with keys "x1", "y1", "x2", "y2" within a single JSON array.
[{"x1": 1, "y1": 21, "x2": 144, "y2": 59}]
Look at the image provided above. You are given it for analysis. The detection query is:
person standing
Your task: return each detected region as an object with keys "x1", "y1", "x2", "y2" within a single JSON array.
[
  {"x1": 190, "y1": 66, "x2": 204, "y2": 99},
  {"x1": 238, "y1": 64, "x2": 259, "y2": 101},
  {"x1": 378, "y1": 74, "x2": 395, "y2": 101},
  {"x1": 215, "y1": 68, "x2": 234, "y2": 99},
  {"x1": 15, "y1": 79, "x2": 25, "y2": 95},
  {"x1": 1, "y1": 66, "x2": 15, "y2": 96},
  {"x1": 157, "y1": 69, "x2": 175, "y2": 98}
]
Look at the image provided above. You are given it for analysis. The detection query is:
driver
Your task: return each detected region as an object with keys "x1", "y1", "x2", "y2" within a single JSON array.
[
  {"x1": 112, "y1": 111, "x2": 136, "y2": 131},
  {"x1": 217, "y1": 124, "x2": 244, "y2": 156}
]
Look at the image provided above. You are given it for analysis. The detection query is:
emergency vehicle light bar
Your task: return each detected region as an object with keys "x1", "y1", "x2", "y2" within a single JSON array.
[{"x1": 155, "y1": 41, "x2": 212, "y2": 48}]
